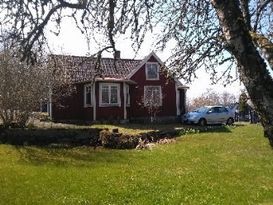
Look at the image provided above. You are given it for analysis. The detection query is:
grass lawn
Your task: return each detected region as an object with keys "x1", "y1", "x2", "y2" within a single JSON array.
[
  {"x1": 0, "y1": 124, "x2": 273, "y2": 204},
  {"x1": 36, "y1": 121, "x2": 186, "y2": 135}
]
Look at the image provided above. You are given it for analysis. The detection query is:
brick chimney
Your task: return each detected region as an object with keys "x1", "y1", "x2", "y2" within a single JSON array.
[{"x1": 114, "y1": 50, "x2": 120, "y2": 59}]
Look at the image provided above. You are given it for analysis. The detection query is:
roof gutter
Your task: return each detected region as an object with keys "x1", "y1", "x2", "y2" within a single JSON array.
[
  {"x1": 96, "y1": 78, "x2": 137, "y2": 84},
  {"x1": 74, "y1": 78, "x2": 137, "y2": 85}
]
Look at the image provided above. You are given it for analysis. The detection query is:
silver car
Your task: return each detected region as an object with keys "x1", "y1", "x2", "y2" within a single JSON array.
[{"x1": 183, "y1": 106, "x2": 234, "y2": 126}]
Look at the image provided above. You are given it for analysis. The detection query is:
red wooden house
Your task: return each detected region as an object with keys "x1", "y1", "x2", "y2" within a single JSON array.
[{"x1": 49, "y1": 51, "x2": 188, "y2": 122}]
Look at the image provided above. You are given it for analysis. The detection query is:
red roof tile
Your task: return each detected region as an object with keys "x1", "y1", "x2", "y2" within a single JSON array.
[{"x1": 49, "y1": 55, "x2": 141, "y2": 83}]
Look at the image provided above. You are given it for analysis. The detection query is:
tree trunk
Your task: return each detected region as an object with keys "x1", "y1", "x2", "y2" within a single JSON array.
[
  {"x1": 211, "y1": 0, "x2": 273, "y2": 147},
  {"x1": 251, "y1": 32, "x2": 273, "y2": 70}
]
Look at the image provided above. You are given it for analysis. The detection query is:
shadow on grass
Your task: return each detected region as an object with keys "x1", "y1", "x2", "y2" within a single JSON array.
[
  {"x1": 111, "y1": 123, "x2": 236, "y2": 133},
  {"x1": 15, "y1": 145, "x2": 133, "y2": 167},
  {"x1": 12, "y1": 126, "x2": 233, "y2": 167},
  {"x1": 233, "y1": 122, "x2": 247, "y2": 127},
  {"x1": 0, "y1": 128, "x2": 101, "y2": 146},
  {"x1": 97, "y1": 123, "x2": 183, "y2": 132},
  {"x1": 119, "y1": 123, "x2": 235, "y2": 134},
  {"x1": 193, "y1": 125, "x2": 233, "y2": 133}
]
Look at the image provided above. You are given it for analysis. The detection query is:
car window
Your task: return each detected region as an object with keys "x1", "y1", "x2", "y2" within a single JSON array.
[
  {"x1": 208, "y1": 107, "x2": 218, "y2": 113},
  {"x1": 219, "y1": 107, "x2": 228, "y2": 113},
  {"x1": 194, "y1": 107, "x2": 208, "y2": 113}
]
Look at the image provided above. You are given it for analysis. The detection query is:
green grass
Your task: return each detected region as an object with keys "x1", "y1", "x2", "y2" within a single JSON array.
[
  {"x1": 0, "y1": 124, "x2": 273, "y2": 204},
  {"x1": 91, "y1": 123, "x2": 156, "y2": 135}
]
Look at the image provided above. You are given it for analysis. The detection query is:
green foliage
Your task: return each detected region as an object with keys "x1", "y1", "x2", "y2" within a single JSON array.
[{"x1": 239, "y1": 91, "x2": 249, "y2": 114}]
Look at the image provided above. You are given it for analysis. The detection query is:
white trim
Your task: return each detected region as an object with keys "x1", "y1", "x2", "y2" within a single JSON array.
[
  {"x1": 92, "y1": 83, "x2": 96, "y2": 121},
  {"x1": 125, "y1": 84, "x2": 130, "y2": 107},
  {"x1": 123, "y1": 82, "x2": 127, "y2": 120},
  {"x1": 49, "y1": 88, "x2": 52, "y2": 120},
  {"x1": 95, "y1": 78, "x2": 137, "y2": 84},
  {"x1": 99, "y1": 83, "x2": 121, "y2": 107},
  {"x1": 127, "y1": 51, "x2": 164, "y2": 79},
  {"x1": 145, "y1": 62, "x2": 160, "y2": 80},
  {"x1": 84, "y1": 84, "x2": 93, "y2": 108},
  {"x1": 184, "y1": 88, "x2": 188, "y2": 113},
  {"x1": 175, "y1": 84, "x2": 180, "y2": 116},
  {"x1": 144, "y1": 86, "x2": 162, "y2": 106}
]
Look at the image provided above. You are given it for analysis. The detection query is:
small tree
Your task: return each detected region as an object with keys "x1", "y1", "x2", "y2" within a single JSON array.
[
  {"x1": 239, "y1": 91, "x2": 249, "y2": 116},
  {"x1": 221, "y1": 91, "x2": 237, "y2": 106},
  {"x1": 189, "y1": 89, "x2": 236, "y2": 111},
  {"x1": 0, "y1": 51, "x2": 43, "y2": 126},
  {"x1": 0, "y1": 43, "x2": 71, "y2": 127},
  {"x1": 141, "y1": 87, "x2": 163, "y2": 123}
]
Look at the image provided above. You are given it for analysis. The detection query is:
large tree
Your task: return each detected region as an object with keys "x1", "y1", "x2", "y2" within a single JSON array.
[
  {"x1": 1, "y1": 0, "x2": 273, "y2": 146},
  {"x1": 211, "y1": 0, "x2": 273, "y2": 146}
]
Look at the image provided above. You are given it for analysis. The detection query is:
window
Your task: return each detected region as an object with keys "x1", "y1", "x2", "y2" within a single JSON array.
[
  {"x1": 125, "y1": 84, "x2": 130, "y2": 107},
  {"x1": 208, "y1": 107, "x2": 220, "y2": 113},
  {"x1": 84, "y1": 84, "x2": 92, "y2": 107},
  {"x1": 144, "y1": 86, "x2": 162, "y2": 106},
  {"x1": 219, "y1": 107, "x2": 229, "y2": 113},
  {"x1": 40, "y1": 101, "x2": 49, "y2": 112},
  {"x1": 99, "y1": 83, "x2": 120, "y2": 106},
  {"x1": 146, "y1": 63, "x2": 159, "y2": 80},
  {"x1": 208, "y1": 107, "x2": 228, "y2": 113}
]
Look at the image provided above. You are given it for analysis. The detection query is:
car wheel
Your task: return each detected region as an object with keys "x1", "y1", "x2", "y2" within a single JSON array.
[
  {"x1": 198, "y1": 118, "x2": 207, "y2": 126},
  {"x1": 226, "y1": 117, "x2": 234, "y2": 125}
]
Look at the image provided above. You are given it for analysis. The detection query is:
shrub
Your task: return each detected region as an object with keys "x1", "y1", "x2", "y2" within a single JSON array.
[
  {"x1": 99, "y1": 129, "x2": 182, "y2": 149},
  {"x1": 99, "y1": 130, "x2": 139, "y2": 149},
  {"x1": 118, "y1": 134, "x2": 139, "y2": 149},
  {"x1": 99, "y1": 130, "x2": 119, "y2": 148}
]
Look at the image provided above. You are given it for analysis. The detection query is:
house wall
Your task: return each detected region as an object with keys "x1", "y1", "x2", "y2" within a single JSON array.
[
  {"x1": 52, "y1": 82, "x2": 126, "y2": 122},
  {"x1": 129, "y1": 56, "x2": 178, "y2": 119},
  {"x1": 52, "y1": 84, "x2": 93, "y2": 122},
  {"x1": 95, "y1": 82, "x2": 125, "y2": 121}
]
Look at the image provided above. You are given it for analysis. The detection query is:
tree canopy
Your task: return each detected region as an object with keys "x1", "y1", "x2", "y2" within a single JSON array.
[{"x1": 1, "y1": 1, "x2": 272, "y2": 78}]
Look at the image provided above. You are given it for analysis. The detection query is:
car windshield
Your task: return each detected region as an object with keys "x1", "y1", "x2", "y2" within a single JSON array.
[{"x1": 193, "y1": 107, "x2": 208, "y2": 113}]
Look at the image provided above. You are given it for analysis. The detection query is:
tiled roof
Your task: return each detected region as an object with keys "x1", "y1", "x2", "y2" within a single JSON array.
[{"x1": 49, "y1": 55, "x2": 142, "y2": 83}]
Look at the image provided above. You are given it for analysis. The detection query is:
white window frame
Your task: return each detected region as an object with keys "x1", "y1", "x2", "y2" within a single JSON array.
[
  {"x1": 84, "y1": 84, "x2": 92, "y2": 107},
  {"x1": 125, "y1": 84, "x2": 130, "y2": 107},
  {"x1": 99, "y1": 83, "x2": 121, "y2": 107},
  {"x1": 145, "y1": 62, "x2": 160, "y2": 80},
  {"x1": 144, "y1": 86, "x2": 162, "y2": 106}
]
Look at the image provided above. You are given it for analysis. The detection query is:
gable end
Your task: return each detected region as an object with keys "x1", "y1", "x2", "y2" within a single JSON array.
[{"x1": 126, "y1": 51, "x2": 164, "y2": 79}]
